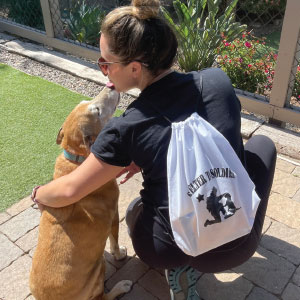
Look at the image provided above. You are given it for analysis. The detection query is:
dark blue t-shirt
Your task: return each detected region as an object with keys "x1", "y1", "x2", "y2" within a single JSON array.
[{"x1": 91, "y1": 68, "x2": 244, "y2": 209}]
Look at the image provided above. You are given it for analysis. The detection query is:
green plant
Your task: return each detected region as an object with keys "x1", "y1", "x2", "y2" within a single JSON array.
[
  {"x1": 64, "y1": 0, "x2": 106, "y2": 47},
  {"x1": 293, "y1": 66, "x2": 300, "y2": 104},
  {"x1": 161, "y1": 0, "x2": 247, "y2": 71},
  {"x1": 7, "y1": 0, "x2": 45, "y2": 30},
  {"x1": 216, "y1": 32, "x2": 277, "y2": 94}
]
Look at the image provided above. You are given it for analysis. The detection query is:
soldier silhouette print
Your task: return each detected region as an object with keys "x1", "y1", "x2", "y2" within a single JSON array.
[{"x1": 197, "y1": 186, "x2": 241, "y2": 227}]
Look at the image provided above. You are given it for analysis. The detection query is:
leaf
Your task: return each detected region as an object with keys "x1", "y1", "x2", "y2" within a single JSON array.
[
  {"x1": 223, "y1": 0, "x2": 239, "y2": 20},
  {"x1": 207, "y1": 0, "x2": 219, "y2": 18}
]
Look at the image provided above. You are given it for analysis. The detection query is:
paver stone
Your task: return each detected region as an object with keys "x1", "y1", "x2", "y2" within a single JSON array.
[
  {"x1": 293, "y1": 188, "x2": 300, "y2": 203},
  {"x1": 0, "y1": 255, "x2": 32, "y2": 300},
  {"x1": 16, "y1": 226, "x2": 39, "y2": 253},
  {"x1": 260, "y1": 220, "x2": 300, "y2": 265},
  {"x1": 271, "y1": 169, "x2": 300, "y2": 198},
  {"x1": 120, "y1": 283, "x2": 157, "y2": 300},
  {"x1": 0, "y1": 207, "x2": 40, "y2": 241},
  {"x1": 275, "y1": 158, "x2": 296, "y2": 174},
  {"x1": 106, "y1": 257, "x2": 149, "y2": 290},
  {"x1": 241, "y1": 113, "x2": 263, "y2": 139},
  {"x1": 197, "y1": 271, "x2": 252, "y2": 300},
  {"x1": 0, "y1": 234, "x2": 23, "y2": 271},
  {"x1": 118, "y1": 174, "x2": 143, "y2": 220},
  {"x1": 267, "y1": 193, "x2": 300, "y2": 229},
  {"x1": 6, "y1": 196, "x2": 33, "y2": 216},
  {"x1": 292, "y1": 265, "x2": 300, "y2": 287},
  {"x1": 247, "y1": 287, "x2": 279, "y2": 300},
  {"x1": 0, "y1": 212, "x2": 10, "y2": 225},
  {"x1": 292, "y1": 166, "x2": 300, "y2": 177},
  {"x1": 282, "y1": 283, "x2": 300, "y2": 300},
  {"x1": 233, "y1": 246, "x2": 295, "y2": 294},
  {"x1": 138, "y1": 269, "x2": 170, "y2": 300}
]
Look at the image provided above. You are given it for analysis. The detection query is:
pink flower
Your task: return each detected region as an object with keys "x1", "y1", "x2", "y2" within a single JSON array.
[
  {"x1": 248, "y1": 64, "x2": 252, "y2": 67},
  {"x1": 239, "y1": 58, "x2": 243, "y2": 63},
  {"x1": 245, "y1": 41, "x2": 252, "y2": 48},
  {"x1": 225, "y1": 42, "x2": 230, "y2": 46}
]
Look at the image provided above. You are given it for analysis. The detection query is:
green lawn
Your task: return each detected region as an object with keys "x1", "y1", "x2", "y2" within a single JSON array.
[
  {"x1": 265, "y1": 31, "x2": 281, "y2": 52},
  {"x1": 0, "y1": 64, "x2": 121, "y2": 212}
]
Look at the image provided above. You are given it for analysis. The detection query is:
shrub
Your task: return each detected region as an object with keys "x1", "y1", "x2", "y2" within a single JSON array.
[
  {"x1": 7, "y1": 0, "x2": 45, "y2": 30},
  {"x1": 64, "y1": 0, "x2": 106, "y2": 47},
  {"x1": 161, "y1": 0, "x2": 246, "y2": 72},
  {"x1": 293, "y1": 66, "x2": 300, "y2": 104},
  {"x1": 217, "y1": 31, "x2": 300, "y2": 103},
  {"x1": 216, "y1": 32, "x2": 276, "y2": 94}
]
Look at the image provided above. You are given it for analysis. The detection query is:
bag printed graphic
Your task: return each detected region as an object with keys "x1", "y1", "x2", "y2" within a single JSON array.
[{"x1": 167, "y1": 113, "x2": 260, "y2": 256}]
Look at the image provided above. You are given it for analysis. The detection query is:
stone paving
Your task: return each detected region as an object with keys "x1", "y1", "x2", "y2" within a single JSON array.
[
  {"x1": 1, "y1": 31, "x2": 300, "y2": 300},
  {"x1": 1, "y1": 154, "x2": 300, "y2": 300}
]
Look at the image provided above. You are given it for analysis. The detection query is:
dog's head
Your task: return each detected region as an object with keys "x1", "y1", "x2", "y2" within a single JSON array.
[{"x1": 56, "y1": 86, "x2": 120, "y2": 157}]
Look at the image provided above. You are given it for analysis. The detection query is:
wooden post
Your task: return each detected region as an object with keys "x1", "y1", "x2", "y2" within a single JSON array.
[
  {"x1": 39, "y1": 0, "x2": 55, "y2": 38},
  {"x1": 40, "y1": 0, "x2": 64, "y2": 38},
  {"x1": 269, "y1": 0, "x2": 300, "y2": 126}
]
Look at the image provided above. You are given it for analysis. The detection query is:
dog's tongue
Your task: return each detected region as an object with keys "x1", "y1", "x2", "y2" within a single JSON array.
[{"x1": 106, "y1": 82, "x2": 115, "y2": 89}]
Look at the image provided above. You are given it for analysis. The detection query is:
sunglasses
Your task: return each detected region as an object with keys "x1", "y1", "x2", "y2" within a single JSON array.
[{"x1": 97, "y1": 56, "x2": 149, "y2": 75}]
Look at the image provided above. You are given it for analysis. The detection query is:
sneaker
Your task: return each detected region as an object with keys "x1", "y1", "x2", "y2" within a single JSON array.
[{"x1": 165, "y1": 266, "x2": 200, "y2": 300}]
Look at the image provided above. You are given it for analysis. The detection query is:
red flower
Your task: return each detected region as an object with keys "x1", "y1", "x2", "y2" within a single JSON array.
[{"x1": 245, "y1": 41, "x2": 252, "y2": 48}]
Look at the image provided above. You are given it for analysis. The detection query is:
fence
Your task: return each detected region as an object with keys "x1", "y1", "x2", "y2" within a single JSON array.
[{"x1": 0, "y1": 0, "x2": 299, "y2": 127}]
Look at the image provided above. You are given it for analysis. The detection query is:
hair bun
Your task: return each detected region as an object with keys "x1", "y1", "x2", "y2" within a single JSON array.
[{"x1": 132, "y1": 0, "x2": 160, "y2": 19}]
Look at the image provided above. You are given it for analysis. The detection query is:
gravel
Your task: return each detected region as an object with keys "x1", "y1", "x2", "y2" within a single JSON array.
[
  {"x1": 1, "y1": 44, "x2": 299, "y2": 134},
  {"x1": 0, "y1": 46, "x2": 136, "y2": 111}
]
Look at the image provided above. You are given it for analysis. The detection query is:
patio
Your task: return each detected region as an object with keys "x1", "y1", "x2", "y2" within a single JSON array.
[{"x1": 0, "y1": 32, "x2": 300, "y2": 300}]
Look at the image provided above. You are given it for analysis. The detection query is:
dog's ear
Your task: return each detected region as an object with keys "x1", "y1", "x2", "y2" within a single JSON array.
[
  {"x1": 56, "y1": 127, "x2": 64, "y2": 145},
  {"x1": 83, "y1": 135, "x2": 94, "y2": 152}
]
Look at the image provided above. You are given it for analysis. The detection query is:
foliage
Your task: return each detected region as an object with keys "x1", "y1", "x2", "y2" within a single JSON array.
[
  {"x1": 7, "y1": 0, "x2": 45, "y2": 30},
  {"x1": 161, "y1": 0, "x2": 247, "y2": 72},
  {"x1": 216, "y1": 31, "x2": 300, "y2": 102},
  {"x1": 64, "y1": 0, "x2": 106, "y2": 47},
  {"x1": 293, "y1": 66, "x2": 300, "y2": 103},
  {"x1": 216, "y1": 32, "x2": 276, "y2": 94}
]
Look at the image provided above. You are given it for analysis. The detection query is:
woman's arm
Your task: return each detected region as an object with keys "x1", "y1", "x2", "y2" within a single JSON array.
[{"x1": 35, "y1": 153, "x2": 123, "y2": 208}]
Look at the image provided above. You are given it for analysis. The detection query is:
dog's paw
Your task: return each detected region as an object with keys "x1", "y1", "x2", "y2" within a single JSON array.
[
  {"x1": 113, "y1": 245, "x2": 127, "y2": 261},
  {"x1": 114, "y1": 280, "x2": 132, "y2": 294}
]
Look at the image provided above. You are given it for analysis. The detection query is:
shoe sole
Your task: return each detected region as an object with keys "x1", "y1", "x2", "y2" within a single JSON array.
[{"x1": 165, "y1": 266, "x2": 200, "y2": 300}]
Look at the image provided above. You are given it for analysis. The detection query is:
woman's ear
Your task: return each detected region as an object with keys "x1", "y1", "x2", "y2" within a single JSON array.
[{"x1": 130, "y1": 61, "x2": 142, "y2": 78}]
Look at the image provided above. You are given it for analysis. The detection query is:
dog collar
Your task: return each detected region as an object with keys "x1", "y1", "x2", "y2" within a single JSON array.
[{"x1": 63, "y1": 150, "x2": 86, "y2": 163}]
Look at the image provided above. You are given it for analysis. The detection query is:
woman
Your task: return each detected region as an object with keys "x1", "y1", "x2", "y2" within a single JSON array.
[{"x1": 33, "y1": 0, "x2": 276, "y2": 299}]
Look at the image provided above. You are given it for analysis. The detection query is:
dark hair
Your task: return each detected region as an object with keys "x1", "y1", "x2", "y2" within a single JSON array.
[{"x1": 101, "y1": 0, "x2": 178, "y2": 75}]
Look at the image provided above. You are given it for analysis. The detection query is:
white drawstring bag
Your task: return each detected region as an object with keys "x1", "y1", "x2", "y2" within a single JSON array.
[{"x1": 167, "y1": 112, "x2": 260, "y2": 256}]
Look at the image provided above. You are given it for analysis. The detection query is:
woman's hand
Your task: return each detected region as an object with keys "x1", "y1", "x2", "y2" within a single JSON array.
[{"x1": 117, "y1": 162, "x2": 141, "y2": 184}]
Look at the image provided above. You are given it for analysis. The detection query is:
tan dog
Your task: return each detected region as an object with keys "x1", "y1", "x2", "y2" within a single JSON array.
[{"x1": 30, "y1": 86, "x2": 132, "y2": 300}]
